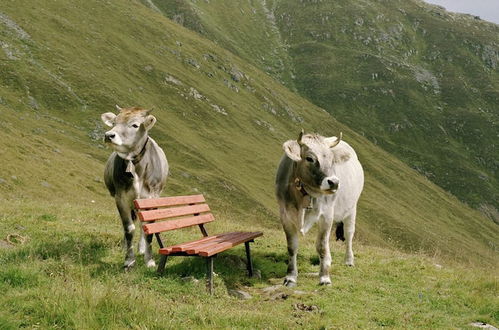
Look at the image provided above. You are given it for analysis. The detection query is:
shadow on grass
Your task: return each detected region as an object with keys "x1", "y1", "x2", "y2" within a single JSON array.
[
  {"x1": 1, "y1": 234, "x2": 299, "y2": 291},
  {"x1": 142, "y1": 249, "x2": 291, "y2": 290}
]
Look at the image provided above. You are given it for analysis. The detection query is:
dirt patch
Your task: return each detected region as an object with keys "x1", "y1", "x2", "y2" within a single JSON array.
[{"x1": 0, "y1": 239, "x2": 14, "y2": 249}]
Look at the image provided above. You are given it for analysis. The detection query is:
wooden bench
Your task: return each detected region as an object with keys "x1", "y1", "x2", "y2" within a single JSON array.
[{"x1": 134, "y1": 194, "x2": 263, "y2": 294}]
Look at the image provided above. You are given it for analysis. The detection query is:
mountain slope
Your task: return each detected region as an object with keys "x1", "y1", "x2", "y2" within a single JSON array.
[
  {"x1": 151, "y1": 0, "x2": 499, "y2": 220},
  {"x1": 0, "y1": 0, "x2": 497, "y2": 270}
]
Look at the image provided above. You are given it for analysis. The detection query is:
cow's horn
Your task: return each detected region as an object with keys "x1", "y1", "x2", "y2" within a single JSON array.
[
  {"x1": 330, "y1": 132, "x2": 342, "y2": 147},
  {"x1": 115, "y1": 104, "x2": 123, "y2": 112},
  {"x1": 297, "y1": 128, "x2": 305, "y2": 145}
]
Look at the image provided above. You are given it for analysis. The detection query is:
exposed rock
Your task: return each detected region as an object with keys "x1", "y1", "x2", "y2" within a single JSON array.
[
  {"x1": 470, "y1": 322, "x2": 498, "y2": 329},
  {"x1": 228, "y1": 289, "x2": 252, "y2": 300},
  {"x1": 413, "y1": 66, "x2": 440, "y2": 94},
  {"x1": 254, "y1": 119, "x2": 275, "y2": 132},
  {"x1": 211, "y1": 104, "x2": 228, "y2": 115},
  {"x1": 270, "y1": 292, "x2": 289, "y2": 300},
  {"x1": 0, "y1": 178, "x2": 6, "y2": 184},
  {"x1": 41, "y1": 181, "x2": 51, "y2": 188},
  {"x1": 1, "y1": 41, "x2": 19, "y2": 60},
  {"x1": 293, "y1": 290, "x2": 307, "y2": 295},
  {"x1": 0, "y1": 12, "x2": 31, "y2": 40},
  {"x1": 229, "y1": 66, "x2": 245, "y2": 82},
  {"x1": 181, "y1": 276, "x2": 200, "y2": 284},
  {"x1": 165, "y1": 75, "x2": 182, "y2": 85},
  {"x1": 28, "y1": 95, "x2": 39, "y2": 110},
  {"x1": 262, "y1": 285, "x2": 281, "y2": 293},
  {"x1": 189, "y1": 87, "x2": 204, "y2": 100},
  {"x1": 293, "y1": 303, "x2": 319, "y2": 312},
  {"x1": 186, "y1": 58, "x2": 200, "y2": 69}
]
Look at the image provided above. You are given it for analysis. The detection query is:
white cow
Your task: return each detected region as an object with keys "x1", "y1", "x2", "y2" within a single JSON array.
[
  {"x1": 275, "y1": 131, "x2": 364, "y2": 286},
  {"x1": 101, "y1": 105, "x2": 168, "y2": 270}
]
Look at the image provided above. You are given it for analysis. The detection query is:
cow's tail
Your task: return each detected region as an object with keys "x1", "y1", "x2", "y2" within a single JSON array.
[{"x1": 335, "y1": 222, "x2": 345, "y2": 241}]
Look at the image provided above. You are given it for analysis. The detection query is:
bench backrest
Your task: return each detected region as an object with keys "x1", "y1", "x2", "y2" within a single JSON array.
[{"x1": 133, "y1": 194, "x2": 214, "y2": 235}]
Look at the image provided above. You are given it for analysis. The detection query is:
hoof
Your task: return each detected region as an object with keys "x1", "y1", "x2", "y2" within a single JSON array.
[
  {"x1": 283, "y1": 278, "x2": 297, "y2": 287},
  {"x1": 345, "y1": 261, "x2": 355, "y2": 267},
  {"x1": 319, "y1": 276, "x2": 331, "y2": 286},
  {"x1": 123, "y1": 259, "x2": 136, "y2": 271},
  {"x1": 146, "y1": 259, "x2": 156, "y2": 268}
]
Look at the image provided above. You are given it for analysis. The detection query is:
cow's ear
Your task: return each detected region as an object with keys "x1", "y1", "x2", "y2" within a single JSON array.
[
  {"x1": 283, "y1": 140, "x2": 302, "y2": 162},
  {"x1": 332, "y1": 146, "x2": 352, "y2": 164},
  {"x1": 101, "y1": 112, "x2": 116, "y2": 127},
  {"x1": 143, "y1": 115, "x2": 157, "y2": 130}
]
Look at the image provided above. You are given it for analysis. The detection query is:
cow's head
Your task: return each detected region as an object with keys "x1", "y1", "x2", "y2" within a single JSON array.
[
  {"x1": 283, "y1": 130, "x2": 351, "y2": 196},
  {"x1": 101, "y1": 105, "x2": 156, "y2": 154}
]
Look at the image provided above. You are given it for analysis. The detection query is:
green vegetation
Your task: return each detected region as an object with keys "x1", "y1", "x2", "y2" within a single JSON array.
[
  {"x1": 154, "y1": 0, "x2": 499, "y2": 218},
  {"x1": 0, "y1": 0, "x2": 497, "y2": 327},
  {"x1": 1, "y1": 200, "x2": 498, "y2": 328}
]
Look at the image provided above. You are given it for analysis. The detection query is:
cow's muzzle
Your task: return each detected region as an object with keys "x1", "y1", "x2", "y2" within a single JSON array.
[
  {"x1": 320, "y1": 176, "x2": 339, "y2": 194},
  {"x1": 104, "y1": 131, "x2": 116, "y2": 143}
]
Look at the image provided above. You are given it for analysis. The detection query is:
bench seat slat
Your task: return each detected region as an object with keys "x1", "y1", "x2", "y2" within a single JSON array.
[
  {"x1": 134, "y1": 194, "x2": 205, "y2": 209},
  {"x1": 159, "y1": 232, "x2": 237, "y2": 255},
  {"x1": 138, "y1": 204, "x2": 211, "y2": 222},
  {"x1": 185, "y1": 232, "x2": 245, "y2": 254},
  {"x1": 143, "y1": 214, "x2": 215, "y2": 234},
  {"x1": 158, "y1": 231, "x2": 263, "y2": 256},
  {"x1": 199, "y1": 232, "x2": 263, "y2": 257}
]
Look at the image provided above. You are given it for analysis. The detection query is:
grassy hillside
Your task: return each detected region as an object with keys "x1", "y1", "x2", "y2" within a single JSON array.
[
  {"x1": 0, "y1": 0, "x2": 498, "y2": 327},
  {"x1": 153, "y1": 0, "x2": 499, "y2": 220},
  {"x1": 0, "y1": 0, "x2": 497, "y2": 264}
]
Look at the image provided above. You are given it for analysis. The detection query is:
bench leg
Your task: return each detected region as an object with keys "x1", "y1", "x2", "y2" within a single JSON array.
[
  {"x1": 245, "y1": 241, "x2": 254, "y2": 277},
  {"x1": 206, "y1": 256, "x2": 214, "y2": 295},
  {"x1": 157, "y1": 255, "x2": 168, "y2": 275}
]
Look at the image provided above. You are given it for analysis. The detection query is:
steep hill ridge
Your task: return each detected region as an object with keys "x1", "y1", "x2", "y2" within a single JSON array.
[
  {"x1": 0, "y1": 0, "x2": 497, "y2": 268},
  {"x1": 153, "y1": 0, "x2": 499, "y2": 220}
]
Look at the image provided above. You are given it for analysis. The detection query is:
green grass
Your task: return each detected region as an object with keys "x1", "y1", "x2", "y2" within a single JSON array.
[
  {"x1": 154, "y1": 0, "x2": 499, "y2": 215},
  {"x1": 0, "y1": 0, "x2": 497, "y2": 262},
  {"x1": 0, "y1": 200, "x2": 497, "y2": 328},
  {"x1": 0, "y1": 0, "x2": 498, "y2": 327}
]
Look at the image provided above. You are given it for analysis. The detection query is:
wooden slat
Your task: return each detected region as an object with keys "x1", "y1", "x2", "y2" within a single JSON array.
[
  {"x1": 138, "y1": 204, "x2": 211, "y2": 222},
  {"x1": 159, "y1": 232, "x2": 236, "y2": 255},
  {"x1": 185, "y1": 232, "x2": 245, "y2": 255},
  {"x1": 171, "y1": 232, "x2": 235, "y2": 252},
  {"x1": 134, "y1": 194, "x2": 205, "y2": 210},
  {"x1": 199, "y1": 232, "x2": 263, "y2": 257},
  {"x1": 142, "y1": 214, "x2": 214, "y2": 234}
]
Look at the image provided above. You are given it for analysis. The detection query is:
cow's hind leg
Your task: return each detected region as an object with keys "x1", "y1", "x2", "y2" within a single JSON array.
[
  {"x1": 316, "y1": 217, "x2": 334, "y2": 285},
  {"x1": 116, "y1": 197, "x2": 136, "y2": 270},
  {"x1": 344, "y1": 209, "x2": 356, "y2": 266}
]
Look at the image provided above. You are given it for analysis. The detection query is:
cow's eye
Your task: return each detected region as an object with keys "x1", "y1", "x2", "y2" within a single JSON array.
[
  {"x1": 131, "y1": 124, "x2": 139, "y2": 129},
  {"x1": 305, "y1": 156, "x2": 314, "y2": 163}
]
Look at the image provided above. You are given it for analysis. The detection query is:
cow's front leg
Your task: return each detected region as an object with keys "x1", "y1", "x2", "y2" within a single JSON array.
[
  {"x1": 284, "y1": 228, "x2": 299, "y2": 287},
  {"x1": 139, "y1": 226, "x2": 156, "y2": 268},
  {"x1": 137, "y1": 194, "x2": 157, "y2": 268},
  {"x1": 116, "y1": 197, "x2": 136, "y2": 270},
  {"x1": 344, "y1": 211, "x2": 356, "y2": 267},
  {"x1": 281, "y1": 207, "x2": 299, "y2": 287},
  {"x1": 316, "y1": 216, "x2": 334, "y2": 285}
]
